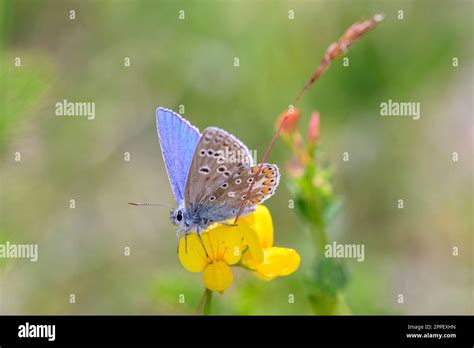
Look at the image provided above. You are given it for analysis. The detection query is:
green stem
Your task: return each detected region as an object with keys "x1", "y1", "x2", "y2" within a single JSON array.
[
  {"x1": 337, "y1": 294, "x2": 352, "y2": 315},
  {"x1": 203, "y1": 290, "x2": 213, "y2": 315},
  {"x1": 196, "y1": 288, "x2": 213, "y2": 315},
  {"x1": 310, "y1": 215, "x2": 328, "y2": 254},
  {"x1": 316, "y1": 222, "x2": 328, "y2": 252}
]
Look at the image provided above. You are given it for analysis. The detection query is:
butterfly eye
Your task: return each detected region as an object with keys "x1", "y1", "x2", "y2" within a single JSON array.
[{"x1": 176, "y1": 211, "x2": 183, "y2": 222}]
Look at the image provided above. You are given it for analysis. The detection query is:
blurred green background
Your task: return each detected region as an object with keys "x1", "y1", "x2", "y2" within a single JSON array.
[{"x1": 0, "y1": 0, "x2": 472, "y2": 314}]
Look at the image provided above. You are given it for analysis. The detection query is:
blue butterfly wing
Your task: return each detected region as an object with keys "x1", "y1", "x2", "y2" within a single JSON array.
[{"x1": 156, "y1": 108, "x2": 200, "y2": 205}]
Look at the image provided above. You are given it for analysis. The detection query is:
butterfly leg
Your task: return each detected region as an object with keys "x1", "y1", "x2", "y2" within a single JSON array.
[
  {"x1": 221, "y1": 222, "x2": 238, "y2": 227},
  {"x1": 176, "y1": 228, "x2": 182, "y2": 240},
  {"x1": 176, "y1": 228, "x2": 188, "y2": 254},
  {"x1": 196, "y1": 229, "x2": 209, "y2": 258}
]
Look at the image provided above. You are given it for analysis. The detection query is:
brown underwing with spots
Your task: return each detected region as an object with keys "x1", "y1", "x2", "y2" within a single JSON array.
[{"x1": 185, "y1": 127, "x2": 280, "y2": 218}]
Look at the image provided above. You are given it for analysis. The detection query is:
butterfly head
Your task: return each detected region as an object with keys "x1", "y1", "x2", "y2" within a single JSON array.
[
  {"x1": 170, "y1": 208, "x2": 189, "y2": 227},
  {"x1": 170, "y1": 207, "x2": 194, "y2": 231},
  {"x1": 170, "y1": 204, "x2": 218, "y2": 234}
]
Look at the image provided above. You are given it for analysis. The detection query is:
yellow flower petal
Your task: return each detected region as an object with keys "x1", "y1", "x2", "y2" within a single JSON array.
[
  {"x1": 205, "y1": 226, "x2": 243, "y2": 265},
  {"x1": 237, "y1": 223, "x2": 264, "y2": 267},
  {"x1": 203, "y1": 261, "x2": 233, "y2": 292},
  {"x1": 238, "y1": 205, "x2": 276, "y2": 268},
  {"x1": 178, "y1": 226, "x2": 243, "y2": 273},
  {"x1": 254, "y1": 247, "x2": 301, "y2": 281},
  {"x1": 178, "y1": 234, "x2": 208, "y2": 272},
  {"x1": 240, "y1": 205, "x2": 274, "y2": 248}
]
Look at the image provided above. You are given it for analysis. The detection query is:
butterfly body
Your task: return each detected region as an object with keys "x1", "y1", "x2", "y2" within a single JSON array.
[
  {"x1": 170, "y1": 202, "x2": 238, "y2": 236},
  {"x1": 156, "y1": 108, "x2": 280, "y2": 239}
]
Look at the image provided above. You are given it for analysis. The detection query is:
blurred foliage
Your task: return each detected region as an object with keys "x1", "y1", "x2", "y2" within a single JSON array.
[
  {"x1": 0, "y1": 0, "x2": 472, "y2": 315},
  {"x1": 279, "y1": 107, "x2": 351, "y2": 314},
  {"x1": 0, "y1": 54, "x2": 52, "y2": 151},
  {"x1": 312, "y1": 257, "x2": 350, "y2": 297}
]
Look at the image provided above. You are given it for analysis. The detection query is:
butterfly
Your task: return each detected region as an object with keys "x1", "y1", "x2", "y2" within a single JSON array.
[{"x1": 133, "y1": 107, "x2": 280, "y2": 240}]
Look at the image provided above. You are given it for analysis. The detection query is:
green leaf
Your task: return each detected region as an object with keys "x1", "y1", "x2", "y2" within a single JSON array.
[{"x1": 312, "y1": 257, "x2": 350, "y2": 296}]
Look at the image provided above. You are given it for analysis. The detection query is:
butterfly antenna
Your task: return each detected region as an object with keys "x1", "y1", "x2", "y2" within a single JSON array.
[
  {"x1": 128, "y1": 202, "x2": 175, "y2": 209},
  {"x1": 233, "y1": 115, "x2": 290, "y2": 224}
]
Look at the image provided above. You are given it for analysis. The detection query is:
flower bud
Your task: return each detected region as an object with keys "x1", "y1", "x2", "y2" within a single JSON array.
[{"x1": 276, "y1": 106, "x2": 301, "y2": 136}]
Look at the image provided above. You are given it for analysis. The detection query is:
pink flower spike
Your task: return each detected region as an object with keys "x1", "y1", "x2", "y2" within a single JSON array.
[{"x1": 308, "y1": 112, "x2": 320, "y2": 144}]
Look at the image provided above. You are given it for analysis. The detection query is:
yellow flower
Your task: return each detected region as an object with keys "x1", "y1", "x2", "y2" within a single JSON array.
[
  {"x1": 178, "y1": 206, "x2": 300, "y2": 292},
  {"x1": 240, "y1": 205, "x2": 300, "y2": 280},
  {"x1": 178, "y1": 224, "x2": 241, "y2": 292},
  {"x1": 178, "y1": 220, "x2": 262, "y2": 292}
]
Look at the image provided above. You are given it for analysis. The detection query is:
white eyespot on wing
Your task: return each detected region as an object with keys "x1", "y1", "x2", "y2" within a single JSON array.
[
  {"x1": 184, "y1": 126, "x2": 255, "y2": 213},
  {"x1": 199, "y1": 166, "x2": 211, "y2": 175},
  {"x1": 214, "y1": 133, "x2": 224, "y2": 144},
  {"x1": 242, "y1": 163, "x2": 281, "y2": 205}
]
